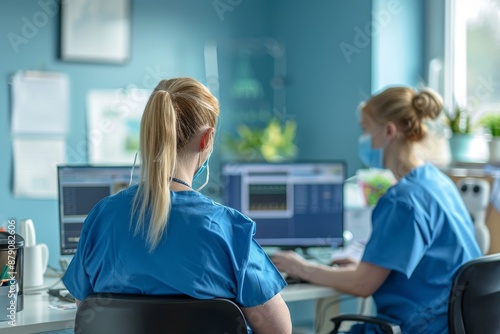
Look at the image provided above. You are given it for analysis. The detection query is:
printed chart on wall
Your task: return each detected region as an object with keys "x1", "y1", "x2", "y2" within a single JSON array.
[{"x1": 87, "y1": 89, "x2": 150, "y2": 165}]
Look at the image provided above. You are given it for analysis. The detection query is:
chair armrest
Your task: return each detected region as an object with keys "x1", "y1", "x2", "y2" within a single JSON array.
[{"x1": 330, "y1": 314, "x2": 401, "y2": 334}]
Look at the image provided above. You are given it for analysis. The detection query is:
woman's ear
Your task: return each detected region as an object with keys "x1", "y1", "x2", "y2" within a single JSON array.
[
  {"x1": 199, "y1": 127, "x2": 215, "y2": 151},
  {"x1": 385, "y1": 122, "x2": 398, "y2": 139}
]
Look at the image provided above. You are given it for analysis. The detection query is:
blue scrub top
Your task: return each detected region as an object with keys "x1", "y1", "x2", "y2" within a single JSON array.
[
  {"x1": 62, "y1": 185, "x2": 286, "y2": 311},
  {"x1": 360, "y1": 163, "x2": 481, "y2": 334}
]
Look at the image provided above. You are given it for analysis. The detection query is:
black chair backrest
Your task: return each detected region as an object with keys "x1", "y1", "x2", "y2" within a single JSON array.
[
  {"x1": 75, "y1": 293, "x2": 249, "y2": 334},
  {"x1": 448, "y1": 253, "x2": 500, "y2": 334}
]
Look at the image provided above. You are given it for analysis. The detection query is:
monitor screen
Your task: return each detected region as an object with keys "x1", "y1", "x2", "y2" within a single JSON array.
[
  {"x1": 222, "y1": 161, "x2": 345, "y2": 249},
  {"x1": 57, "y1": 165, "x2": 140, "y2": 255}
]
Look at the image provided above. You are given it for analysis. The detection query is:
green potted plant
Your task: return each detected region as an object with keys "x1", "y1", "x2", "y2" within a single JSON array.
[
  {"x1": 448, "y1": 106, "x2": 471, "y2": 134},
  {"x1": 447, "y1": 106, "x2": 488, "y2": 163},
  {"x1": 480, "y1": 112, "x2": 500, "y2": 163},
  {"x1": 225, "y1": 118, "x2": 297, "y2": 162}
]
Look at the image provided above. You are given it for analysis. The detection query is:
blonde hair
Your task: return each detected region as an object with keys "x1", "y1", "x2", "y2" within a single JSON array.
[
  {"x1": 362, "y1": 86, "x2": 443, "y2": 142},
  {"x1": 132, "y1": 77, "x2": 219, "y2": 251}
]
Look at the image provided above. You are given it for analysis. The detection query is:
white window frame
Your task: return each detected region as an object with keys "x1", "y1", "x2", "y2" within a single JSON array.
[{"x1": 444, "y1": 0, "x2": 467, "y2": 118}]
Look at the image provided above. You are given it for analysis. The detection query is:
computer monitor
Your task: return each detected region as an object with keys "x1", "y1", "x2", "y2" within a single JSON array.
[
  {"x1": 57, "y1": 165, "x2": 140, "y2": 255},
  {"x1": 222, "y1": 161, "x2": 345, "y2": 249}
]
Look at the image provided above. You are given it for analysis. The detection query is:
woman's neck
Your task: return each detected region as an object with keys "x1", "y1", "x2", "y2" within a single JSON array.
[
  {"x1": 385, "y1": 141, "x2": 424, "y2": 180},
  {"x1": 170, "y1": 158, "x2": 197, "y2": 191}
]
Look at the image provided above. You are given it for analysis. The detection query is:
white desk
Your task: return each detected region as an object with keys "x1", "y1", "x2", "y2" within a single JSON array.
[
  {"x1": 281, "y1": 283, "x2": 338, "y2": 302},
  {"x1": 0, "y1": 292, "x2": 75, "y2": 334},
  {"x1": 0, "y1": 284, "x2": 338, "y2": 333}
]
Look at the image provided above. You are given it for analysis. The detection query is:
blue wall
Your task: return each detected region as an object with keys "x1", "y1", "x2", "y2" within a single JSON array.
[
  {"x1": 372, "y1": 0, "x2": 425, "y2": 91},
  {"x1": 1, "y1": 0, "x2": 425, "y2": 271},
  {"x1": 272, "y1": 0, "x2": 372, "y2": 177}
]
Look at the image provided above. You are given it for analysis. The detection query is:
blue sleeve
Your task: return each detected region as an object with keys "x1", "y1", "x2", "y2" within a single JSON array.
[
  {"x1": 61, "y1": 212, "x2": 95, "y2": 301},
  {"x1": 236, "y1": 239, "x2": 287, "y2": 307},
  {"x1": 231, "y1": 214, "x2": 287, "y2": 307},
  {"x1": 362, "y1": 197, "x2": 430, "y2": 278}
]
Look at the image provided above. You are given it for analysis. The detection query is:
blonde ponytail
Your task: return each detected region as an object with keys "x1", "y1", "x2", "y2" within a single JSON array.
[
  {"x1": 131, "y1": 77, "x2": 219, "y2": 252},
  {"x1": 132, "y1": 90, "x2": 177, "y2": 251}
]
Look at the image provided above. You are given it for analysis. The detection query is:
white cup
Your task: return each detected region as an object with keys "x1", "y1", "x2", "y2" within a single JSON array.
[{"x1": 23, "y1": 243, "x2": 49, "y2": 288}]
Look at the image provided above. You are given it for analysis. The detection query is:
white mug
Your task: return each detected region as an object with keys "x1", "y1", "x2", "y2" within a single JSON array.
[{"x1": 23, "y1": 243, "x2": 49, "y2": 288}]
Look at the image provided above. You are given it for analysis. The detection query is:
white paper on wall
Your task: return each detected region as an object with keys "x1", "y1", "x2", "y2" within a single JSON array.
[
  {"x1": 13, "y1": 137, "x2": 66, "y2": 199},
  {"x1": 11, "y1": 71, "x2": 69, "y2": 135}
]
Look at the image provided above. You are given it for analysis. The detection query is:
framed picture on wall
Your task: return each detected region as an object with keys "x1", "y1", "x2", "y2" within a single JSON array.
[{"x1": 60, "y1": 0, "x2": 131, "y2": 64}]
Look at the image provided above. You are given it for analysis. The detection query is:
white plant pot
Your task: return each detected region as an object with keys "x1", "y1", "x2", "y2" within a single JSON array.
[{"x1": 449, "y1": 134, "x2": 489, "y2": 163}]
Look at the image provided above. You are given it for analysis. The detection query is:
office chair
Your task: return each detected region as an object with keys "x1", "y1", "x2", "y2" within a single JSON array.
[
  {"x1": 329, "y1": 253, "x2": 500, "y2": 334},
  {"x1": 75, "y1": 293, "x2": 249, "y2": 334},
  {"x1": 448, "y1": 253, "x2": 500, "y2": 333}
]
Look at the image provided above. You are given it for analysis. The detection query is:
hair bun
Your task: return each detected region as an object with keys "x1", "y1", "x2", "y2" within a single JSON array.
[{"x1": 412, "y1": 89, "x2": 443, "y2": 120}]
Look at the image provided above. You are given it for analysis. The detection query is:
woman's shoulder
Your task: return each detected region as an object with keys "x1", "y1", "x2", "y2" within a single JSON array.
[
  {"x1": 382, "y1": 163, "x2": 456, "y2": 208},
  {"x1": 172, "y1": 191, "x2": 255, "y2": 227},
  {"x1": 82, "y1": 186, "x2": 137, "y2": 228},
  {"x1": 403, "y1": 163, "x2": 456, "y2": 192},
  {"x1": 96, "y1": 185, "x2": 137, "y2": 209},
  {"x1": 209, "y1": 198, "x2": 255, "y2": 227},
  {"x1": 390, "y1": 163, "x2": 439, "y2": 190}
]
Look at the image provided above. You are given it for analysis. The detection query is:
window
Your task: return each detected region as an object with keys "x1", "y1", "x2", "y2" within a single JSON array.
[{"x1": 447, "y1": 0, "x2": 500, "y2": 124}]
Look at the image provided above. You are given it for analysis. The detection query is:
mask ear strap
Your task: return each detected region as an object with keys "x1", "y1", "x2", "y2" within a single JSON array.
[
  {"x1": 129, "y1": 151, "x2": 139, "y2": 186},
  {"x1": 195, "y1": 164, "x2": 210, "y2": 192}
]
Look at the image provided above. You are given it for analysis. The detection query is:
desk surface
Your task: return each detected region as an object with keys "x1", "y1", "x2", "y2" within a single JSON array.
[
  {"x1": 0, "y1": 292, "x2": 75, "y2": 334},
  {"x1": 281, "y1": 283, "x2": 337, "y2": 303},
  {"x1": 0, "y1": 283, "x2": 337, "y2": 333}
]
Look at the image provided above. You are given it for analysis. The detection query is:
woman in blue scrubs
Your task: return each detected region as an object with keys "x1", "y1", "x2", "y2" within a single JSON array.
[
  {"x1": 273, "y1": 86, "x2": 481, "y2": 333},
  {"x1": 63, "y1": 77, "x2": 292, "y2": 334}
]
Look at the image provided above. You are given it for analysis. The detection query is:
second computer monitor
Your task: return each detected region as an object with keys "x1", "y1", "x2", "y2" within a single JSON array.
[
  {"x1": 57, "y1": 165, "x2": 140, "y2": 255},
  {"x1": 222, "y1": 161, "x2": 345, "y2": 249}
]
